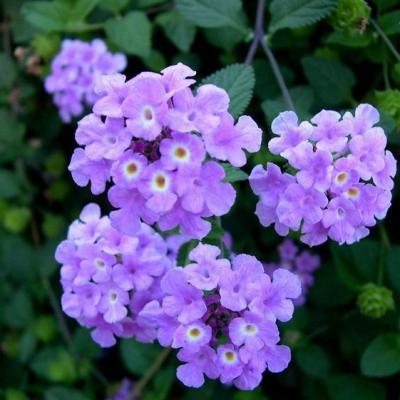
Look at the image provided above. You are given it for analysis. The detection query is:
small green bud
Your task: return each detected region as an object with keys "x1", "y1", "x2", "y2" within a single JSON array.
[
  {"x1": 3, "y1": 207, "x2": 31, "y2": 233},
  {"x1": 330, "y1": 0, "x2": 371, "y2": 36},
  {"x1": 375, "y1": 89, "x2": 400, "y2": 126},
  {"x1": 357, "y1": 283, "x2": 395, "y2": 319}
]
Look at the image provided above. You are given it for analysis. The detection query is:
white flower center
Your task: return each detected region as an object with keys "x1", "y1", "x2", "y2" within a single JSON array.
[
  {"x1": 151, "y1": 172, "x2": 170, "y2": 192},
  {"x1": 123, "y1": 160, "x2": 141, "y2": 180}
]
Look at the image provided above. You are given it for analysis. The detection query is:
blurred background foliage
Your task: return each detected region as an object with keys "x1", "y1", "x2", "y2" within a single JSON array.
[{"x1": 0, "y1": 0, "x2": 400, "y2": 399}]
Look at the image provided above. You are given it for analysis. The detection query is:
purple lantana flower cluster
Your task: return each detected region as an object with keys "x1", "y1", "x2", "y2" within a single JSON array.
[
  {"x1": 55, "y1": 203, "x2": 171, "y2": 347},
  {"x1": 250, "y1": 104, "x2": 397, "y2": 246},
  {"x1": 68, "y1": 63, "x2": 262, "y2": 239},
  {"x1": 264, "y1": 239, "x2": 320, "y2": 305},
  {"x1": 138, "y1": 243, "x2": 301, "y2": 390},
  {"x1": 45, "y1": 39, "x2": 127, "y2": 122}
]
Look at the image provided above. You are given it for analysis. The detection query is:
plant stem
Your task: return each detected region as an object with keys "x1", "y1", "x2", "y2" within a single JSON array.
[
  {"x1": 244, "y1": 0, "x2": 295, "y2": 111},
  {"x1": 371, "y1": 18, "x2": 400, "y2": 62},
  {"x1": 245, "y1": 0, "x2": 265, "y2": 65},
  {"x1": 260, "y1": 37, "x2": 295, "y2": 111},
  {"x1": 129, "y1": 348, "x2": 172, "y2": 399},
  {"x1": 377, "y1": 222, "x2": 390, "y2": 285}
]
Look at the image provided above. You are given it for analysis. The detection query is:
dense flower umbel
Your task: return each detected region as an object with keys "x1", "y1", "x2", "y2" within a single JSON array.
[
  {"x1": 45, "y1": 39, "x2": 126, "y2": 122},
  {"x1": 55, "y1": 203, "x2": 171, "y2": 347},
  {"x1": 264, "y1": 239, "x2": 320, "y2": 305},
  {"x1": 138, "y1": 243, "x2": 301, "y2": 390},
  {"x1": 250, "y1": 104, "x2": 397, "y2": 246},
  {"x1": 68, "y1": 63, "x2": 262, "y2": 239}
]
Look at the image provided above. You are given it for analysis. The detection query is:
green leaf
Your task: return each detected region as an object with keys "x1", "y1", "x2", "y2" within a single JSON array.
[
  {"x1": 325, "y1": 32, "x2": 372, "y2": 48},
  {"x1": 67, "y1": 0, "x2": 99, "y2": 21},
  {"x1": 378, "y1": 10, "x2": 400, "y2": 36},
  {"x1": 119, "y1": 339, "x2": 163, "y2": 376},
  {"x1": 176, "y1": 0, "x2": 246, "y2": 32},
  {"x1": 156, "y1": 10, "x2": 196, "y2": 52},
  {"x1": 221, "y1": 163, "x2": 249, "y2": 182},
  {"x1": 262, "y1": 85, "x2": 314, "y2": 123},
  {"x1": 22, "y1": 1, "x2": 68, "y2": 32},
  {"x1": 31, "y1": 347, "x2": 77, "y2": 383},
  {"x1": 386, "y1": 245, "x2": 400, "y2": 293},
  {"x1": 105, "y1": 11, "x2": 151, "y2": 57},
  {"x1": 177, "y1": 239, "x2": 198, "y2": 266},
  {"x1": 143, "y1": 367, "x2": 175, "y2": 400},
  {"x1": 361, "y1": 333, "x2": 400, "y2": 377},
  {"x1": 98, "y1": 0, "x2": 129, "y2": 13},
  {"x1": 269, "y1": 0, "x2": 338, "y2": 34},
  {"x1": 44, "y1": 387, "x2": 89, "y2": 400},
  {"x1": 296, "y1": 345, "x2": 331, "y2": 379},
  {"x1": 4, "y1": 290, "x2": 34, "y2": 328},
  {"x1": 202, "y1": 64, "x2": 255, "y2": 118},
  {"x1": 302, "y1": 56, "x2": 355, "y2": 106},
  {"x1": 0, "y1": 53, "x2": 16, "y2": 89},
  {"x1": 325, "y1": 374, "x2": 386, "y2": 400},
  {"x1": 0, "y1": 170, "x2": 21, "y2": 199},
  {"x1": 203, "y1": 25, "x2": 245, "y2": 51}
]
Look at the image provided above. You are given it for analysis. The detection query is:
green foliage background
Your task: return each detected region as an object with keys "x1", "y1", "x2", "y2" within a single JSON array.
[{"x1": 1, "y1": 0, "x2": 400, "y2": 399}]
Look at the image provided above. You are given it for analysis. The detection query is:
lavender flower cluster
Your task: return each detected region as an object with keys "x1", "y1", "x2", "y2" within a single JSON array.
[
  {"x1": 45, "y1": 39, "x2": 127, "y2": 122},
  {"x1": 264, "y1": 239, "x2": 320, "y2": 305},
  {"x1": 139, "y1": 243, "x2": 301, "y2": 390},
  {"x1": 68, "y1": 63, "x2": 262, "y2": 239},
  {"x1": 250, "y1": 104, "x2": 397, "y2": 246},
  {"x1": 55, "y1": 203, "x2": 171, "y2": 347},
  {"x1": 56, "y1": 205, "x2": 301, "y2": 390}
]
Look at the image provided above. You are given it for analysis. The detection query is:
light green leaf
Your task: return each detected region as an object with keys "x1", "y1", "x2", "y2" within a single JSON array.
[
  {"x1": 386, "y1": 245, "x2": 400, "y2": 293},
  {"x1": 98, "y1": 0, "x2": 129, "y2": 13},
  {"x1": 296, "y1": 345, "x2": 331, "y2": 379},
  {"x1": 177, "y1": 239, "x2": 198, "y2": 267},
  {"x1": 361, "y1": 333, "x2": 400, "y2": 377},
  {"x1": 378, "y1": 10, "x2": 400, "y2": 35},
  {"x1": 105, "y1": 11, "x2": 152, "y2": 57},
  {"x1": 202, "y1": 63, "x2": 255, "y2": 118},
  {"x1": 66, "y1": 0, "x2": 100, "y2": 23},
  {"x1": 302, "y1": 56, "x2": 355, "y2": 106},
  {"x1": 156, "y1": 10, "x2": 196, "y2": 52},
  {"x1": 269, "y1": 0, "x2": 338, "y2": 33},
  {"x1": 221, "y1": 163, "x2": 249, "y2": 183},
  {"x1": 325, "y1": 374, "x2": 386, "y2": 400},
  {"x1": 176, "y1": 0, "x2": 246, "y2": 32}
]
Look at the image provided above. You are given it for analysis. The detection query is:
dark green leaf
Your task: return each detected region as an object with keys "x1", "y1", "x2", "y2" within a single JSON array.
[
  {"x1": 105, "y1": 12, "x2": 152, "y2": 57},
  {"x1": 361, "y1": 333, "x2": 400, "y2": 377},
  {"x1": 379, "y1": 11, "x2": 400, "y2": 36},
  {"x1": 325, "y1": 374, "x2": 386, "y2": 400},
  {"x1": 0, "y1": 53, "x2": 16, "y2": 89},
  {"x1": 4, "y1": 290, "x2": 34, "y2": 328},
  {"x1": 176, "y1": 0, "x2": 246, "y2": 32},
  {"x1": 296, "y1": 345, "x2": 331, "y2": 378},
  {"x1": 119, "y1": 339, "x2": 163, "y2": 376},
  {"x1": 177, "y1": 239, "x2": 198, "y2": 266},
  {"x1": 387, "y1": 245, "x2": 400, "y2": 293},
  {"x1": 202, "y1": 63, "x2": 255, "y2": 117},
  {"x1": 269, "y1": 0, "x2": 338, "y2": 34},
  {"x1": 302, "y1": 56, "x2": 355, "y2": 106},
  {"x1": 0, "y1": 170, "x2": 20, "y2": 199},
  {"x1": 262, "y1": 85, "x2": 314, "y2": 123},
  {"x1": 44, "y1": 387, "x2": 89, "y2": 400},
  {"x1": 156, "y1": 10, "x2": 196, "y2": 52},
  {"x1": 22, "y1": 1, "x2": 68, "y2": 32}
]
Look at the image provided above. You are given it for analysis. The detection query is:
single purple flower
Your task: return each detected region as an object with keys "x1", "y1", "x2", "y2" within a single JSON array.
[
  {"x1": 268, "y1": 111, "x2": 313, "y2": 156},
  {"x1": 159, "y1": 131, "x2": 205, "y2": 170},
  {"x1": 311, "y1": 109, "x2": 350, "y2": 152},
  {"x1": 277, "y1": 183, "x2": 328, "y2": 230},
  {"x1": 111, "y1": 150, "x2": 148, "y2": 189},
  {"x1": 121, "y1": 76, "x2": 168, "y2": 140},
  {"x1": 203, "y1": 113, "x2": 262, "y2": 167},
  {"x1": 160, "y1": 268, "x2": 207, "y2": 324},
  {"x1": 343, "y1": 103, "x2": 380, "y2": 136},
  {"x1": 172, "y1": 321, "x2": 212, "y2": 350},
  {"x1": 216, "y1": 344, "x2": 243, "y2": 384}
]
